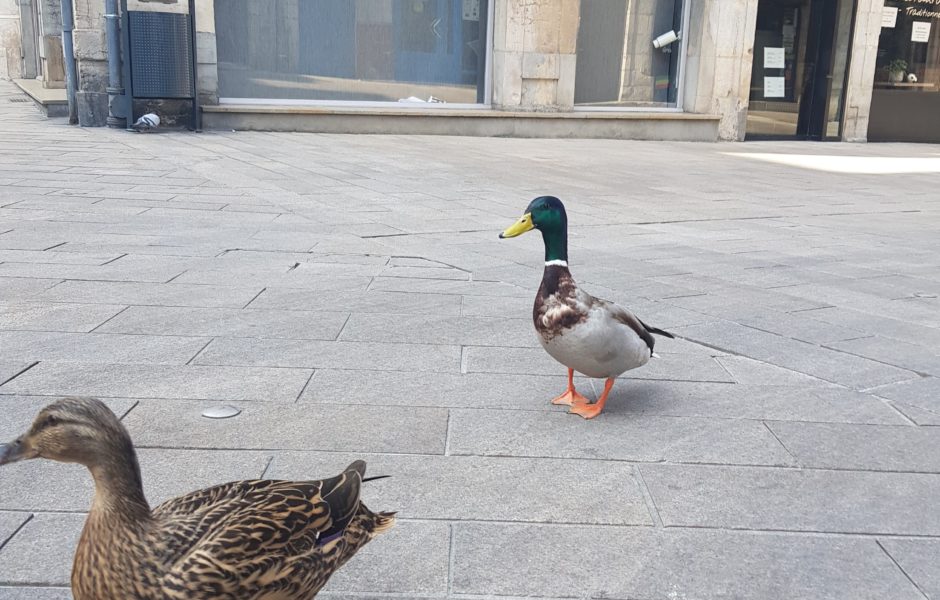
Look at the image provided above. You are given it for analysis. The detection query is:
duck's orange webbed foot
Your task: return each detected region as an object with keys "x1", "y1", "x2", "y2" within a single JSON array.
[
  {"x1": 551, "y1": 368, "x2": 589, "y2": 406},
  {"x1": 551, "y1": 388, "x2": 590, "y2": 406},
  {"x1": 567, "y1": 377, "x2": 615, "y2": 420}
]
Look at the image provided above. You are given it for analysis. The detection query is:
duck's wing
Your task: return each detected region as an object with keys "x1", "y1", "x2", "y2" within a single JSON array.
[
  {"x1": 153, "y1": 462, "x2": 392, "y2": 600},
  {"x1": 590, "y1": 297, "x2": 657, "y2": 353}
]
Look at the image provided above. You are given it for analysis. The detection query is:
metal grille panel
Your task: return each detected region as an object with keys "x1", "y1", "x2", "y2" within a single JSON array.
[{"x1": 128, "y1": 11, "x2": 193, "y2": 98}]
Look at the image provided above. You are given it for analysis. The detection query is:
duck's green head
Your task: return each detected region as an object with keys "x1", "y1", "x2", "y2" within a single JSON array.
[{"x1": 499, "y1": 196, "x2": 568, "y2": 263}]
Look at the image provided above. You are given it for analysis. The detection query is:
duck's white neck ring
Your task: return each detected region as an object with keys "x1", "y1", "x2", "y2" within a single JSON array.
[{"x1": 545, "y1": 259, "x2": 568, "y2": 267}]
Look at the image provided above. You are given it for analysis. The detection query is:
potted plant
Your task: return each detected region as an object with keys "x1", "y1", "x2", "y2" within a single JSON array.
[{"x1": 887, "y1": 59, "x2": 908, "y2": 83}]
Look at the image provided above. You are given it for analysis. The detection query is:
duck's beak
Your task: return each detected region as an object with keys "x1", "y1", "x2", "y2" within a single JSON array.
[
  {"x1": 0, "y1": 436, "x2": 32, "y2": 466},
  {"x1": 499, "y1": 213, "x2": 535, "y2": 239}
]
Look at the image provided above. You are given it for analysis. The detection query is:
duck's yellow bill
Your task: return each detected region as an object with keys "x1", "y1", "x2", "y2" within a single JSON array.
[{"x1": 499, "y1": 213, "x2": 534, "y2": 238}]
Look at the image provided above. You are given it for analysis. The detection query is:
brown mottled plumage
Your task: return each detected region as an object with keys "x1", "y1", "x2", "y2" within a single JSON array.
[{"x1": 0, "y1": 397, "x2": 395, "y2": 600}]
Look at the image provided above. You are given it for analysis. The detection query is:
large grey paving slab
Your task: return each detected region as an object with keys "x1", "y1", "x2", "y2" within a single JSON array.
[
  {"x1": 250, "y1": 288, "x2": 463, "y2": 315},
  {"x1": 768, "y1": 421, "x2": 940, "y2": 473},
  {"x1": 604, "y1": 381, "x2": 908, "y2": 425},
  {"x1": 0, "y1": 331, "x2": 208, "y2": 365},
  {"x1": 37, "y1": 280, "x2": 263, "y2": 308},
  {"x1": 676, "y1": 321, "x2": 920, "y2": 389},
  {"x1": 714, "y1": 354, "x2": 838, "y2": 386},
  {"x1": 303, "y1": 369, "x2": 588, "y2": 410},
  {"x1": 869, "y1": 377, "x2": 940, "y2": 425},
  {"x1": 267, "y1": 451, "x2": 650, "y2": 525},
  {"x1": 0, "y1": 249, "x2": 121, "y2": 265},
  {"x1": 0, "y1": 362, "x2": 312, "y2": 402},
  {"x1": 879, "y1": 538, "x2": 940, "y2": 600},
  {"x1": 452, "y1": 523, "x2": 922, "y2": 600},
  {"x1": 122, "y1": 400, "x2": 448, "y2": 455},
  {"x1": 449, "y1": 409, "x2": 795, "y2": 466},
  {"x1": 0, "y1": 302, "x2": 125, "y2": 332},
  {"x1": 339, "y1": 313, "x2": 538, "y2": 347},
  {"x1": 96, "y1": 305, "x2": 349, "y2": 340},
  {"x1": 369, "y1": 277, "x2": 530, "y2": 297},
  {"x1": 0, "y1": 512, "x2": 84, "y2": 585},
  {"x1": 0, "y1": 278, "x2": 60, "y2": 302},
  {"x1": 0, "y1": 588, "x2": 72, "y2": 600},
  {"x1": 828, "y1": 335, "x2": 940, "y2": 376},
  {"x1": 0, "y1": 260, "x2": 186, "y2": 284},
  {"x1": 319, "y1": 521, "x2": 449, "y2": 597},
  {"x1": 0, "y1": 449, "x2": 270, "y2": 512},
  {"x1": 641, "y1": 463, "x2": 940, "y2": 535},
  {"x1": 801, "y1": 305, "x2": 940, "y2": 348},
  {"x1": 193, "y1": 338, "x2": 462, "y2": 372}
]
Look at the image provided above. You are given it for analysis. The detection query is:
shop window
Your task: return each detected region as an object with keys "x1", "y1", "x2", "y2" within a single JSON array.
[
  {"x1": 574, "y1": 0, "x2": 685, "y2": 108},
  {"x1": 869, "y1": 1, "x2": 940, "y2": 142},
  {"x1": 214, "y1": 0, "x2": 488, "y2": 104}
]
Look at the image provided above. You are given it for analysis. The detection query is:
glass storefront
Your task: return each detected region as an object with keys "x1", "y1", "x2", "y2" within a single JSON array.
[
  {"x1": 574, "y1": 0, "x2": 686, "y2": 108},
  {"x1": 869, "y1": 1, "x2": 940, "y2": 142},
  {"x1": 214, "y1": 0, "x2": 489, "y2": 104},
  {"x1": 745, "y1": 0, "x2": 854, "y2": 140}
]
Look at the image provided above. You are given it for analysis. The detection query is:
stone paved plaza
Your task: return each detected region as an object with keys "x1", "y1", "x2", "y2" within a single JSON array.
[{"x1": 2, "y1": 80, "x2": 940, "y2": 599}]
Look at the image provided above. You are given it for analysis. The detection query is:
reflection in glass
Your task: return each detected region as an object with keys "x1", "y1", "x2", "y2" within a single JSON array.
[
  {"x1": 869, "y1": 1, "x2": 940, "y2": 141},
  {"x1": 574, "y1": 0, "x2": 684, "y2": 108},
  {"x1": 214, "y1": 0, "x2": 488, "y2": 104}
]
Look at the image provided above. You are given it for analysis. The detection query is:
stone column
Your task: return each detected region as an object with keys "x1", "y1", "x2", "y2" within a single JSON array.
[
  {"x1": 72, "y1": 0, "x2": 109, "y2": 125},
  {"x1": 0, "y1": 0, "x2": 23, "y2": 79},
  {"x1": 682, "y1": 0, "x2": 759, "y2": 140},
  {"x1": 492, "y1": 0, "x2": 579, "y2": 111},
  {"x1": 841, "y1": 0, "x2": 883, "y2": 142},
  {"x1": 194, "y1": 0, "x2": 217, "y2": 105},
  {"x1": 38, "y1": 0, "x2": 64, "y2": 87}
]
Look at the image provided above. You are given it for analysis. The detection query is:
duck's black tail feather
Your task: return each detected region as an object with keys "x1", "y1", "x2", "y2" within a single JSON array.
[
  {"x1": 362, "y1": 475, "x2": 391, "y2": 483},
  {"x1": 639, "y1": 319, "x2": 675, "y2": 339}
]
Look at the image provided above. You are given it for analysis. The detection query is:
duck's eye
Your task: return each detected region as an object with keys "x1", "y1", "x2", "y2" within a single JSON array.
[{"x1": 42, "y1": 415, "x2": 59, "y2": 429}]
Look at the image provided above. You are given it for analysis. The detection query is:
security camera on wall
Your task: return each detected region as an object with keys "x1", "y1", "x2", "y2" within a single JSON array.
[{"x1": 653, "y1": 30, "x2": 681, "y2": 50}]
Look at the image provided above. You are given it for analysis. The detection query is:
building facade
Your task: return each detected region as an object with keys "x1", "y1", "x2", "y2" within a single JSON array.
[{"x1": 4, "y1": 0, "x2": 939, "y2": 142}]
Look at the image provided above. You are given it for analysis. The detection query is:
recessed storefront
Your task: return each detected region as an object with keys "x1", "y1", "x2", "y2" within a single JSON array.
[
  {"x1": 868, "y1": 0, "x2": 940, "y2": 142},
  {"x1": 745, "y1": 0, "x2": 855, "y2": 140}
]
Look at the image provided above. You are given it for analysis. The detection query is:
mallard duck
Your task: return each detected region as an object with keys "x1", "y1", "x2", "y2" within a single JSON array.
[
  {"x1": 0, "y1": 397, "x2": 395, "y2": 599},
  {"x1": 500, "y1": 196, "x2": 675, "y2": 419}
]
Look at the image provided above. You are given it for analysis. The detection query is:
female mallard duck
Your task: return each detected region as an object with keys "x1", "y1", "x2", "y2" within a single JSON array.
[
  {"x1": 500, "y1": 196, "x2": 675, "y2": 419},
  {"x1": 0, "y1": 397, "x2": 395, "y2": 599}
]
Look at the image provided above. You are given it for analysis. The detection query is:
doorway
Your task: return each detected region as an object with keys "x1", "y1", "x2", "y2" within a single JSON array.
[{"x1": 746, "y1": 0, "x2": 855, "y2": 140}]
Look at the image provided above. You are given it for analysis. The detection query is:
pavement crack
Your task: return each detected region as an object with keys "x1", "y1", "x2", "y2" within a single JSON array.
[
  {"x1": 762, "y1": 421, "x2": 801, "y2": 467},
  {"x1": 0, "y1": 513, "x2": 34, "y2": 554},
  {"x1": 634, "y1": 466, "x2": 665, "y2": 528},
  {"x1": 876, "y1": 540, "x2": 929, "y2": 599},
  {"x1": 0, "y1": 361, "x2": 39, "y2": 387},
  {"x1": 243, "y1": 287, "x2": 267, "y2": 308}
]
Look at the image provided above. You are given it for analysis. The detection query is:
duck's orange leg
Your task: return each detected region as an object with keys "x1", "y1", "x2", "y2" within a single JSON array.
[
  {"x1": 551, "y1": 368, "x2": 590, "y2": 406},
  {"x1": 569, "y1": 377, "x2": 615, "y2": 419}
]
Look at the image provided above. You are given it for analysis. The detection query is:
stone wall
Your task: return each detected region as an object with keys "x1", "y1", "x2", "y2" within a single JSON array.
[
  {"x1": 682, "y1": 0, "x2": 759, "y2": 141},
  {"x1": 194, "y1": 0, "x2": 218, "y2": 105},
  {"x1": 0, "y1": 0, "x2": 22, "y2": 79},
  {"x1": 492, "y1": 0, "x2": 579, "y2": 111},
  {"x1": 38, "y1": 0, "x2": 64, "y2": 87}
]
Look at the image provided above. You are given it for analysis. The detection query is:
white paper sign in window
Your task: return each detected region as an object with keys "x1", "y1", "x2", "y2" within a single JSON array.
[
  {"x1": 882, "y1": 6, "x2": 898, "y2": 28},
  {"x1": 764, "y1": 47, "x2": 785, "y2": 69},
  {"x1": 764, "y1": 77, "x2": 785, "y2": 98},
  {"x1": 912, "y1": 21, "x2": 932, "y2": 43}
]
